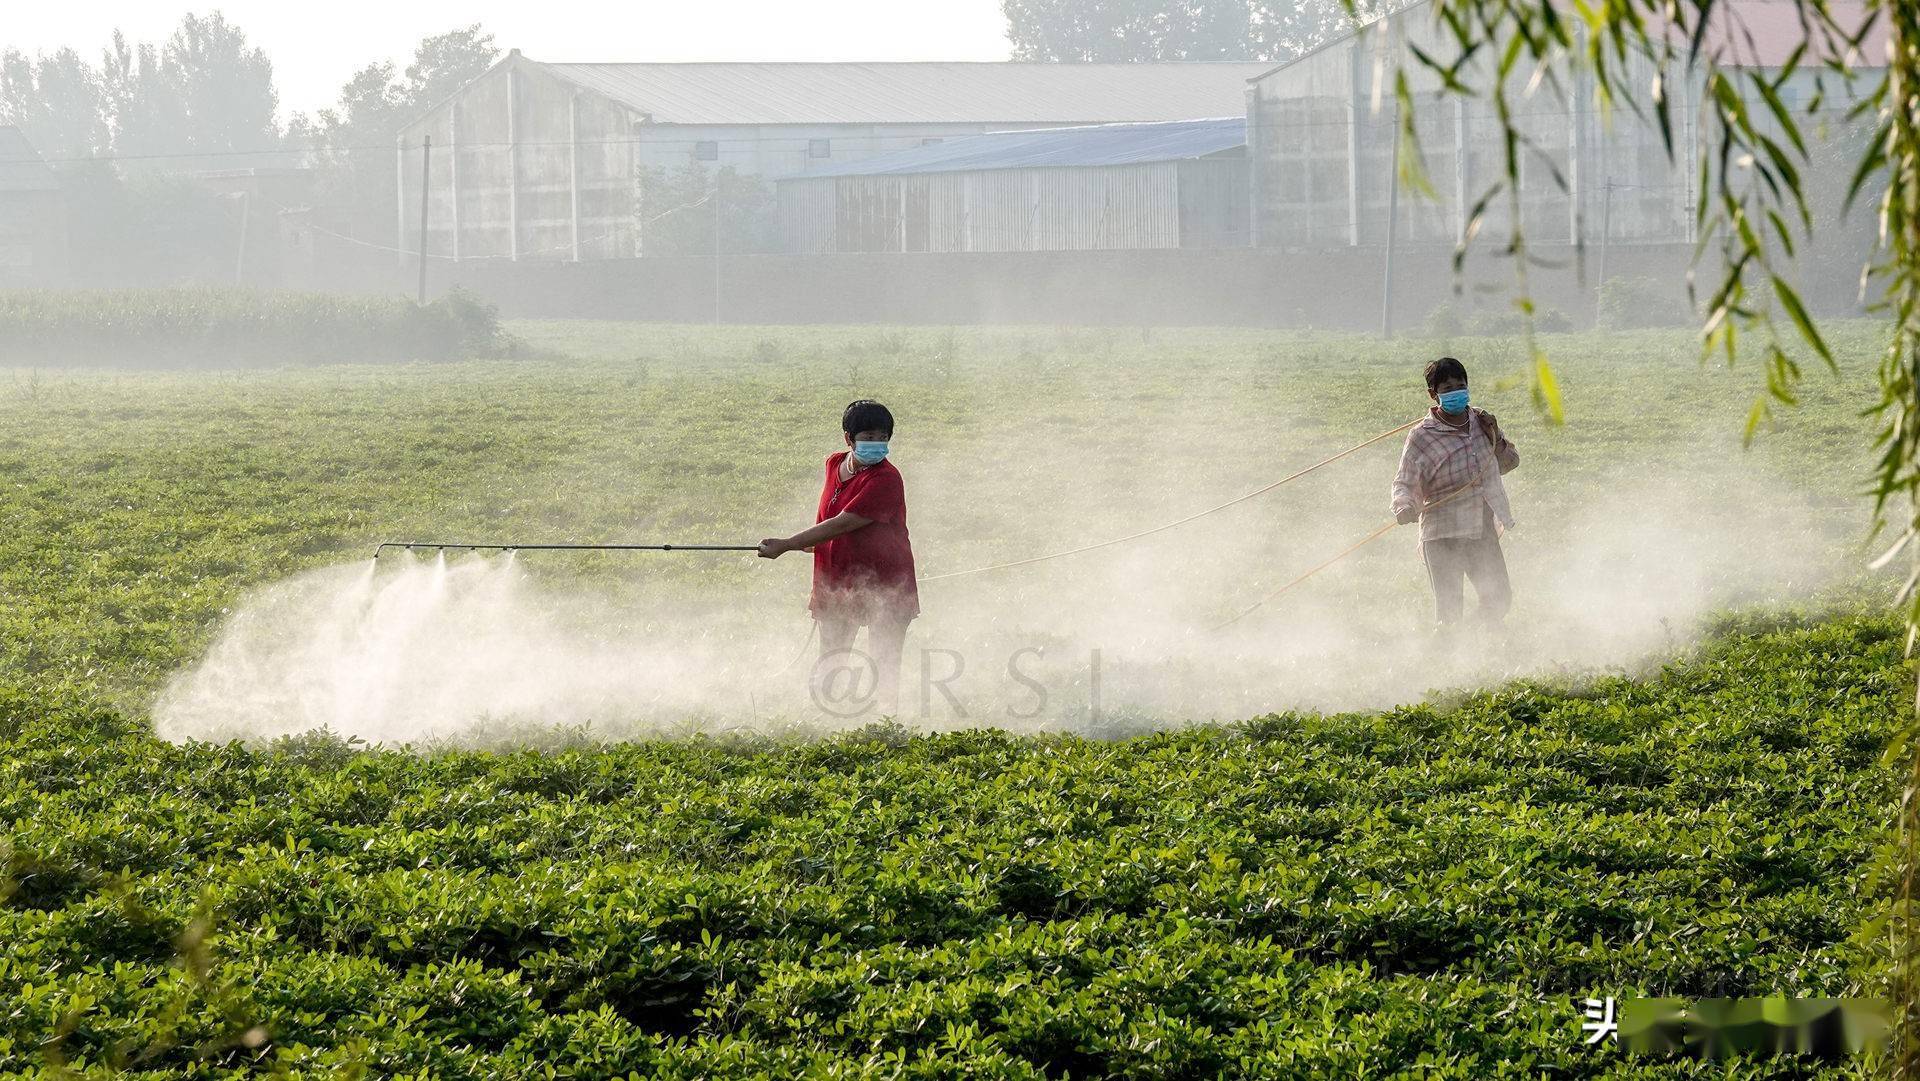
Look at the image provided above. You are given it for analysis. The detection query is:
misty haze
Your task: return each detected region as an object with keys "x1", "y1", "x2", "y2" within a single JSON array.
[{"x1": 0, "y1": 0, "x2": 1913, "y2": 1076}]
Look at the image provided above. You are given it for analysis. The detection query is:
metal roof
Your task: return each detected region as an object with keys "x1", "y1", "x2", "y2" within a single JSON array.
[
  {"x1": 781, "y1": 118, "x2": 1246, "y2": 180},
  {"x1": 0, "y1": 126, "x2": 59, "y2": 194},
  {"x1": 529, "y1": 60, "x2": 1272, "y2": 126}
]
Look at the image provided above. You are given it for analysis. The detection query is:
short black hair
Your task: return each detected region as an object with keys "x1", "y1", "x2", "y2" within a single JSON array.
[
  {"x1": 842, "y1": 399, "x2": 894, "y2": 436},
  {"x1": 1425, "y1": 357, "x2": 1468, "y2": 391}
]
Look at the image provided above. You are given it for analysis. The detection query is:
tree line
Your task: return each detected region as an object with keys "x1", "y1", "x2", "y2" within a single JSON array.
[{"x1": 0, "y1": 14, "x2": 498, "y2": 168}]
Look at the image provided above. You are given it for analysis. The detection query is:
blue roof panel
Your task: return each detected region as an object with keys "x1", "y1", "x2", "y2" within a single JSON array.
[{"x1": 780, "y1": 118, "x2": 1246, "y2": 180}]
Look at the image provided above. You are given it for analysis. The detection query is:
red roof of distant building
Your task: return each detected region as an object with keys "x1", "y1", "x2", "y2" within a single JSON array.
[
  {"x1": 1691, "y1": 0, "x2": 1887, "y2": 69},
  {"x1": 1255, "y1": 0, "x2": 1890, "y2": 83}
]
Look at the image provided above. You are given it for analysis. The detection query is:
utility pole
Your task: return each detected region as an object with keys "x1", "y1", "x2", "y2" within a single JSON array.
[
  {"x1": 1381, "y1": 101, "x2": 1402, "y2": 339},
  {"x1": 1345, "y1": 40, "x2": 1363, "y2": 247},
  {"x1": 394, "y1": 134, "x2": 406, "y2": 270},
  {"x1": 233, "y1": 190, "x2": 251, "y2": 287},
  {"x1": 1598, "y1": 177, "x2": 1613, "y2": 300},
  {"x1": 712, "y1": 170, "x2": 723, "y2": 324},
  {"x1": 568, "y1": 92, "x2": 582, "y2": 262},
  {"x1": 506, "y1": 66, "x2": 520, "y2": 262},
  {"x1": 417, "y1": 135, "x2": 433, "y2": 305},
  {"x1": 449, "y1": 104, "x2": 461, "y2": 262}
]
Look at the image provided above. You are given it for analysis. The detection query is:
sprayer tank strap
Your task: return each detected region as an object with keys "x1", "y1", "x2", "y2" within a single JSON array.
[{"x1": 1400, "y1": 409, "x2": 1512, "y2": 543}]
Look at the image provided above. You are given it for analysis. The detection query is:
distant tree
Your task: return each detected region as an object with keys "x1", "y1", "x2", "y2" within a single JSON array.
[
  {"x1": 98, "y1": 32, "x2": 185, "y2": 161},
  {"x1": 305, "y1": 62, "x2": 406, "y2": 238},
  {"x1": 299, "y1": 25, "x2": 499, "y2": 241},
  {"x1": 1002, "y1": 0, "x2": 1368, "y2": 63},
  {"x1": 1248, "y1": 0, "x2": 1379, "y2": 60},
  {"x1": 99, "y1": 13, "x2": 279, "y2": 162},
  {"x1": 159, "y1": 12, "x2": 278, "y2": 154},
  {"x1": 308, "y1": 26, "x2": 498, "y2": 156},
  {"x1": 638, "y1": 165, "x2": 777, "y2": 257},
  {"x1": 0, "y1": 47, "x2": 110, "y2": 161},
  {"x1": 311, "y1": 60, "x2": 406, "y2": 159},
  {"x1": 399, "y1": 25, "x2": 500, "y2": 112},
  {"x1": 280, "y1": 109, "x2": 318, "y2": 153}
]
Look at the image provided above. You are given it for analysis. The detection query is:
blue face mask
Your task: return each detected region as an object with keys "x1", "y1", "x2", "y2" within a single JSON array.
[
  {"x1": 851, "y1": 440, "x2": 890, "y2": 464},
  {"x1": 1437, "y1": 388, "x2": 1470, "y2": 414}
]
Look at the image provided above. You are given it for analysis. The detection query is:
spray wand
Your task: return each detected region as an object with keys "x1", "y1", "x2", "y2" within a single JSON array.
[{"x1": 374, "y1": 541, "x2": 757, "y2": 558}]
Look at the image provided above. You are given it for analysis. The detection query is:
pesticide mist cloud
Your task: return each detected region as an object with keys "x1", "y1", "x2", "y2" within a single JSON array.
[
  {"x1": 153, "y1": 426, "x2": 1868, "y2": 747},
  {"x1": 153, "y1": 551, "x2": 797, "y2": 745}
]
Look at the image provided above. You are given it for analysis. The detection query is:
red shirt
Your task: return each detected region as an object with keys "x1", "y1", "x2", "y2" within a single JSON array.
[{"x1": 810, "y1": 452, "x2": 919, "y2": 622}]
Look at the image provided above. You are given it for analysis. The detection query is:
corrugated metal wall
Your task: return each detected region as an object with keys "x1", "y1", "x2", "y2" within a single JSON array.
[
  {"x1": 399, "y1": 59, "x2": 639, "y2": 262},
  {"x1": 779, "y1": 179, "x2": 838, "y2": 255},
  {"x1": 1248, "y1": 8, "x2": 1692, "y2": 249},
  {"x1": 1177, "y1": 159, "x2": 1249, "y2": 248},
  {"x1": 780, "y1": 161, "x2": 1249, "y2": 254}
]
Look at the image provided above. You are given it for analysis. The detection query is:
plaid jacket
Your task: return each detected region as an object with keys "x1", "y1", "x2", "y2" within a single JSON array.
[{"x1": 1389, "y1": 406, "x2": 1519, "y2": 542}]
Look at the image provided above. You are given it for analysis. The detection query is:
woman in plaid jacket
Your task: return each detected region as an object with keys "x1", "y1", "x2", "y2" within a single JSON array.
[{"x1": 1389, "y1": 357, "x2": 1521, "y2": 627}]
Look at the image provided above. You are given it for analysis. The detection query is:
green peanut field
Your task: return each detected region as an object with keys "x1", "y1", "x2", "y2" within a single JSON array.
[{"x1": 0, "y1": 314, "x2": 1905, "y2": 1077}]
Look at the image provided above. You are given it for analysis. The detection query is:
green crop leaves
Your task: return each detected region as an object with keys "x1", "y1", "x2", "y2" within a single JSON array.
[{"x1": 0, "y1": 612, "x2": 1903, "y2": 1077}]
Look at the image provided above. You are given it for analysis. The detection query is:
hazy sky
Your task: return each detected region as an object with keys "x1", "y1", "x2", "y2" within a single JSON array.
[{"x1": 7, "y1": 2, "x2": 1016, "y2": 119}]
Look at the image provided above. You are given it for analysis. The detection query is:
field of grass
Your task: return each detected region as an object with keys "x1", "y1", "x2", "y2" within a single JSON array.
[{"x1": 0, "y1": 320, "x2": 1907, "y2": 1076}]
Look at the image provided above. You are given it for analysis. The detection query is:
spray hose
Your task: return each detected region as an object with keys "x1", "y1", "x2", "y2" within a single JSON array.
[
  {"x1": 1211, "y1": 522, "x2": 1403, "y2": 631},
  {"x1": 371, "y1": 418, "x2": 1472, "y2": 635},
  {"x1": 374, "y1": 541, "x2": 758, "y2": 558},
  {"x1": 914, "y1": 418, "x2": 1420, "y2": 583},
  {"x1": 1211, "y1": 478, "x2": 1484, "y2": 631},
  {"x1": 373, "y1": 421, "x2": 1418, "y2": 566}
]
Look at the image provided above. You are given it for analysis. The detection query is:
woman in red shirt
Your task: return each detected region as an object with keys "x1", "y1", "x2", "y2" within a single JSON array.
[{"x1": 758, "y1": 400, "x2": 918, "y2": 713}]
